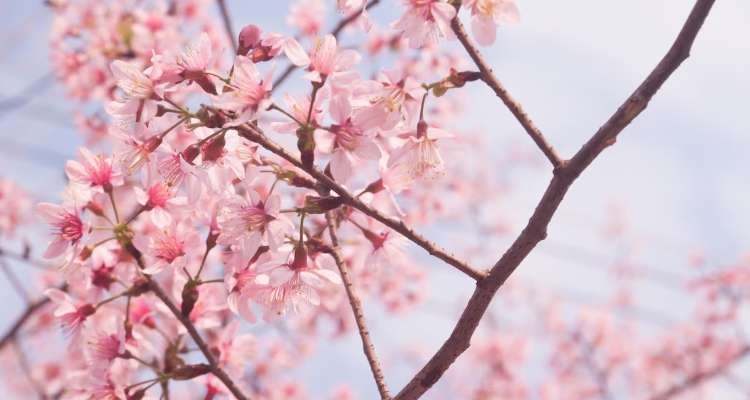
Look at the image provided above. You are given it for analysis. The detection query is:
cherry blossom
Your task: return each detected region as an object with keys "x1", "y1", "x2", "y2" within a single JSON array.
[
  {"x1": 386, "y1": 120, "x2": 453, "y2": 190},
  {"x1": 214, "y1": 56, "x2": 274, "y2": 125},
  {"x1": 65, "y1": 148, "x2": 123, "y2": 193},
  {"x1": 0, "y1": 1, "x2": 732, "y2": 400},
  {"x1": 394, "y1": 0, "x2": 457, "y2": 49},
  {"x1": 36, "y1": 202, "x2": 86, "y2": 259},
  {"x1": 256, "y1": 244, "x2": 342, "y2": 318},
  {"x1": 319, "y1": 94, "x2": 380, "y2": 182},
  {"x1": 463, "y1": 0, "x2": 520, "y2": 46},
  {"x1": 305, "y1": 34, "x2": 361, "y2": 86}
]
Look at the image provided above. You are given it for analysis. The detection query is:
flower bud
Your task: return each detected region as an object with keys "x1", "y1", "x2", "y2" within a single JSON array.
[
  {"x1": 180, "y1": 280, "x2": 200, "y2": 317},
  {"x1": 303, "y1": 195, "x2": 344, "y2": 214},
  {"x1": 129, "y1": 277, "x2": 151, "y2": 297},
  {"x1": 290, "y1": 244, "x2": 308, "y2": 271},
  {"x1": 364, "y1": 179, "x2": 385, "y2": 194},
  {"x1": 296, "y1": 125, "x2": 316, "y2": 169},
  {"x1": 238, "y1": 25, "x2": 262, "y2": 56},
  {"x1": 127, "y1": 388, "x2": 147, "y2": 400},
  {"x1": 78, "y1": 245, "x2": 93, "y2": 261},
  {"x1": 86, "y1": 201, "x2": 105, "y2": 217},
  {"x1": 416, "y1": 120, "x2": 428, "y2": 139},
  {"x1": 170, "y1": 363, "x2": 212, "y2": 380},
  {"x1": 201, "y1": 132, "x2": 226, "y2": 163},
  {"x1": 181, "y1": 143, "x2": 201, "y2": 164}
]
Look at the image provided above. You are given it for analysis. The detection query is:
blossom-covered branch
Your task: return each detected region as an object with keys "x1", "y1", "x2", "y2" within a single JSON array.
[
  {"x1": 236, "y1": 123, "x2": 486, "y2": 280},
  {"x1": 2, "y1": 0, "x2": 734, "y2": 398},
  {"x1": 123, "y1": 243, "x2": 251, "y2": 400}
]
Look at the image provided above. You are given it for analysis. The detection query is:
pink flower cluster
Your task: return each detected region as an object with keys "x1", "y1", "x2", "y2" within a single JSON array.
[
  {"x1": 31, "y1": 0, "x2": 512, "y2": 397},
  {"x1": 0, "y1": 1, "x2": 736, "y2": 400}
]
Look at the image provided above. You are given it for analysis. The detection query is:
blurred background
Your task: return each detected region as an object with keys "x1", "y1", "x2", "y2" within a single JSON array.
[{"x1": 0, "y1": 0, "x2": 749, "y2": 398}]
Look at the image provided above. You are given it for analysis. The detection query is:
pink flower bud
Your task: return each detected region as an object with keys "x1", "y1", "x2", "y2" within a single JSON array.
[{"x1": 238, "y1": 24, "x2": 262, "y2": 55}]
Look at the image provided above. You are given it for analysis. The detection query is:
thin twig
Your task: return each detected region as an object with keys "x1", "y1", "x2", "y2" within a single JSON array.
[
  {"x1": 325, "y1": 212, "x2": 391, "y2": 400},
  {"x1": 0, "y1": 283, "x2": 67, "y2": 351},
  {"x1": 450, "y1": 14, "x2": 562, "y2": 168},
  {"x1": 272, "y1": 0, "x2": 381, "y2": 90},
  {"x1": 216, "y1": 0, "x2": 237, "y2": 54},
  {"x1": 394, "y1": 1, "x2": 716, "y2": 398},
  {"x1": 236, "y1": 124, "x2": 486, "y2": 281},
  {"x1": 123, "y1": 245, "x2": 251, "y2": 400}
]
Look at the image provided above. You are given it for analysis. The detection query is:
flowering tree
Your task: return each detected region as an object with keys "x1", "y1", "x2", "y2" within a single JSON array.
[{"x1": 4, "y1": 0, "x2": 747, "y2": 399}]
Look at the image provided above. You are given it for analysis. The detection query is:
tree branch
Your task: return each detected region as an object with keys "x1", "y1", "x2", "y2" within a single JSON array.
[
  {"x1": 236, "y1": 124, "x2": 486, "y2": 281},
  {"x1": 394, "y1": 1, "x2": 716, "y2": 398},
  {"x1": 450, "y1": 14, "x2": 563, "y2": 169},
  {"x1": 0, "y1": 283, "x2": 67, "y2": 351},
  {"x1": 124, "y1": 245, "x2": 251, "y2": 400},
  {"x1": 216, "y1": 0, "x2": 237, "y2": 54},
  {"x1": 325, "y1": 212, "x2": 391, "y2": 400}
]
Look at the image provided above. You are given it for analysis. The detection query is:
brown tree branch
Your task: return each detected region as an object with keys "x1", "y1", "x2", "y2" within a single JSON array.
[
  {"x1": 450, "y1": 15, "x2": 563, "y2": 169},
  {"x1": 216, "y1": 0, "x2": 237, "y2": 54},
  {"x1": 236, "y1": 124, "x2": 486, "y2": 281},
  {"x1": 0, "y1": 283, "x2": 67, "y2": 351},
  {"x1": 393, "y1": 1, "x2": 716, "y2": 398},
  {"x1": 124, "y1": 245, "x2": 251, "y2": 400},
  {"x1": 272, "y1": 0, "x2": 381, "y2": 90},
  {"x1": 649, "y1": 345, "x2": 750, "y2": 400},
  {"x1": 325, "y1": 212, "x2": 391, "y2": 400}
]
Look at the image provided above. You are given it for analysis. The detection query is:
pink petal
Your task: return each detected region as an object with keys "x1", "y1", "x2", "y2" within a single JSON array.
[{"x1": 282, "y1": 38, "x2": 310, "y2": 67}]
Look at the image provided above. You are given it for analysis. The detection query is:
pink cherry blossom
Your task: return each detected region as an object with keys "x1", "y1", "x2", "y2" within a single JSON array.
[
  {"x1": 226, "y1": 245, "x2": 272, "y2": 323},
  {"x1": 463, "y1": 0, "x2": 520, "y2": 46},
  {"x1": 305, "y1": 34, "x2": 361, "y2": 85},
  {"x1": 287, "y1": 0, "x2": 326, "y2": 37},
  {"x1": 386, "y1": 120, "x2": 452, "y2": 190},
  {"x1": 353, "y1": 69, "x2": 424, "y2": 131},
  {"x1": 65, "y1": 148, "x2": 123, "y2": 193},
  {"x1": 256, "y1": 245, "x2": 342, "y2": 318},
  {"x1": 178, "y1": 32, "x2": 215, "y2": 74},
  {"x1": 213, "y1": 321, "x2": 258, "y2": 377},
  {"x1": 394, "y1": 0, "x2": 457, "y2": 49},
  {"x1": 217, "y1": 187, "x2": 288, "y2": 251},
  {"x1": 4, "y1": 2, "x2": 732, "y2": 400},
  {"x1": 45, "y1": 288, "x2": 96, "y2": 337},
  {"x1": 213, "y1": 56, "x2": 273, "y2": 125},
  {"x1": 84, "y1": 329, "x2": 125, "y2": 369},
  {"x1": 110, "y1": 60, "x2": 155, "y2": 100},
  {"x1": 133, "y1": 181, "x2": 187, "y2": 228},
  {"x1": 320, "y1": 94, "x2": 380, "y2": 182},
  {"x1": 36, "y1": 202, "x2": 86, "y2": 259},
  {"x1": 142, "y1": 221, "x2": 199, "y2": 275}
]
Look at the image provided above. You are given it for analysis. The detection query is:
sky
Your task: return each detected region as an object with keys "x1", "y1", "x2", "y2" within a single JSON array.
[{"x1": 0, "y1": 1, "x2": 749, "y2": 399}]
